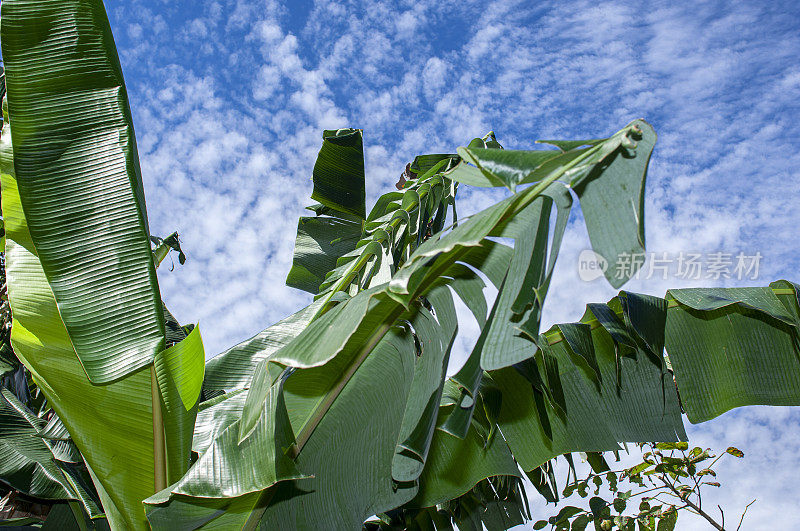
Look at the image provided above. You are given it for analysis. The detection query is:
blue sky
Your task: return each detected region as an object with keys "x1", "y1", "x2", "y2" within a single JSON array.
[{"x1": 99, "y1": 0, "x2": 800, "y2": 528}]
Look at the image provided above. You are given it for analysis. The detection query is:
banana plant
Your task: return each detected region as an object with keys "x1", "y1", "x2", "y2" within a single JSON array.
[
  {"x1": 2, "y1": 1, "x2": 800, "y2": 531},
  {"x1": 143, "y1": 123, "x2": 800, "y2": 530}
]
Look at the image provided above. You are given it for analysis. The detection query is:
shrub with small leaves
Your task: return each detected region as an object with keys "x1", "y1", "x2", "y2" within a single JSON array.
[{"x1": 535, "y1": 442, "x2": 753, "y2": 530}]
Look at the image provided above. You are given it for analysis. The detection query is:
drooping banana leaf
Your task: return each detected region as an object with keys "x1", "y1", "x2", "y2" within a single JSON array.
[
  {"x1": 410, "y1": 410, "x2": 520, "y2": 509},
  {"x1": 665, "y1": 282, "x2": 800, "y2": 423},
  {"x1": 479, "y1": 181, "x2": 573, "y2": 370},
  {"x1": 370, "y1": 475, "x2": 529, "y2": 531},
  {"x1": 570, "y1": 120, "x2": 655, "y2": 288},
  {"x1": 391, "y1": 286, "x2": 458, "y2": 484},
  {"x1": 398, "y1": 284, "x2": 800, "y2": 526},
  {"x1": 435, "y1": 181, "x2": 572, "y2": 441},
  {"x1": 492, "y1": 291, "x2": 686, "y2": 474},
  {"x1": 0, "y1": 389, "x2": 102, "y2": 517},
  {"x1": 448, "y1": 120, "x2": 652, "y2": 287}
]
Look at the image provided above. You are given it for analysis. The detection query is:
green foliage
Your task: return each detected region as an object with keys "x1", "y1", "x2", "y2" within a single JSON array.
[
  {"x1": 0, "y1": 2, "x2": 798, "y2": 531},
  {"x1": 534, "y1": 443, "x2": 751, "y2": 530},
  {"x1": 0, "y1": 1, "x2": 206, "y2": 528}
]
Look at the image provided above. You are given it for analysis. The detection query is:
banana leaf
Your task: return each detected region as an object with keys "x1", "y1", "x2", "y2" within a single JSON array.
[{"x1": 0, "y1": 2, "x2": 205, "y2": 527}]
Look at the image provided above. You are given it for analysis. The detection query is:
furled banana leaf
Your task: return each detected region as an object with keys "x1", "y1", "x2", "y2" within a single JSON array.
[
  {"x1": 310, "y1": 129, "x2": 366, "y2": 219},
  {"x1": 153, "y1": 326, "x2": 205, "y2": 482}
]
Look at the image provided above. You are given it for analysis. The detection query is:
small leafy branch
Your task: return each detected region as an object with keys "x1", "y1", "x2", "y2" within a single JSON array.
[{"x1": 534, "y1": 444, "x2": 753, "y2": 531}]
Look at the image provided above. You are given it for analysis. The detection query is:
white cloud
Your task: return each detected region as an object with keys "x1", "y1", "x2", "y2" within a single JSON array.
[
  {"x1": 466, "y1": 24, "x2": 505, "y2": 62},
  {"x1": 127, "y1": 23, "x2": 143, "y2": 40},
  {"x1": 421, "y1": 57, "x2": 449, "y2": 100}
]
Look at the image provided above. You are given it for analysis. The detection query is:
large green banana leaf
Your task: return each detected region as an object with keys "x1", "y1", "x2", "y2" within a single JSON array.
[
  {"x1": 2, "y1": 127, "x2": 204, "y2": 528},
  {"x1": 1, "y1": 0, "x2": 165, "y2": 383},
  {"x1": 665, "y1": 281, "x2": 800, "y2": 422},
  {"x1": 1, "y1": 133, "x2": 154, "y2": 529},
  {"x1": 142, "y1": 122, "x2": 669, "y2": 528},
  {"x1": 0, "y1": 1, "x2": 205, "y2": 528}
]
